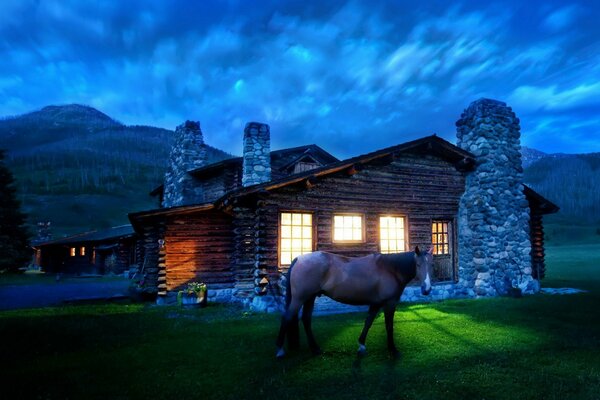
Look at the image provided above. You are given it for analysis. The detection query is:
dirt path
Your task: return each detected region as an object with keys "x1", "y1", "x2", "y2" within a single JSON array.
[{"x1": 0, "y1": 279, "x2": 131, "y2": 310}]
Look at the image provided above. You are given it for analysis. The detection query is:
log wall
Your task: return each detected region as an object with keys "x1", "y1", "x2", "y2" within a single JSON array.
[
  {"x1": 530, "y1": 213, "x2": 546, "y2": 279},
  {"x1": 164, "y1": 210, "x2": 234, "y2": 291},
  {"x1": 238, "y1": 152, "x2": 466, "y2": 290}
]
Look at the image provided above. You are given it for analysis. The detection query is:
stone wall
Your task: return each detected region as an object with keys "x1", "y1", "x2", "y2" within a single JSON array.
[
  {"x1": 163, "y1": 121, "x2": 206, "y2": 207},
  {"x1": 455, "y1": 98, "x2": 537, "y2": 297},
  {"x1": 242, "y1": 122, "x2": 271, "y2": 187}
]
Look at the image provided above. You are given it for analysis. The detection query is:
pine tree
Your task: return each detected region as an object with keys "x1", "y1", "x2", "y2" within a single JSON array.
[{"x1": 0, "y1": 150, "x2": 30, "y2": 272}]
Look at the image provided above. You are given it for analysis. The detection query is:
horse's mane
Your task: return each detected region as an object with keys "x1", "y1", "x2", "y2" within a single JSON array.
[{"x1": 379, "y1": 251, "x2": 416, "y2": 280}]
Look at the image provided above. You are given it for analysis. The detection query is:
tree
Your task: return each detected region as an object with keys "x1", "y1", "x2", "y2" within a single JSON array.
[{"x1": 0, "y1": 150, "x2": 30, "y2": 272}]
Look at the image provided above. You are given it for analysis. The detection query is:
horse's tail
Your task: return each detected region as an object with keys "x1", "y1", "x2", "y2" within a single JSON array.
[{"x1": 286, "y1": 257, "x2": 300, "y2": 350}]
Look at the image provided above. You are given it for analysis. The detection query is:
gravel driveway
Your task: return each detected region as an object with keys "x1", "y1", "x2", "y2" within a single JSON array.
[{"x1": 0, "y1": 278, "x2": 131, "y2": 310}]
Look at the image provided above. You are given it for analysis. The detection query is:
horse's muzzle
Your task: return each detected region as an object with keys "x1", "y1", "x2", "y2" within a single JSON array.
[{"x1": 421, "y1": 285, "x2": 431, "y2": 296}]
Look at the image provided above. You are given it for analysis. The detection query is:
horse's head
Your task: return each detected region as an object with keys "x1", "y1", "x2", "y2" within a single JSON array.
[{"x1": 415, "y1": 246, "x2": 434, "y2": 296}]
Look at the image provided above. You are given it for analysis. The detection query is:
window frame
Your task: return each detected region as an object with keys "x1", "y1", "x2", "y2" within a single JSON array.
[
  {"x1": 378, "y1": 214, "x2": 409, "y2": 254},
  {"x1": 278, "y1": 211, "x2": 315, "y2": 267},
  {"x1": 431, "y1": 220, "x2": 451, "y2": 255},
  {"x1": 332, "y1": 213, "x2": 366, "y2": 244}
]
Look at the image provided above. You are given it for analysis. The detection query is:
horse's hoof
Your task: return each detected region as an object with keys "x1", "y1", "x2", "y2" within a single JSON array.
[
  {"x1": 357, "y1": 344, "x2": 367, "y2": 356},
  {"x1": 275, "y1": 348, "x2": 286, "y2": 359}
]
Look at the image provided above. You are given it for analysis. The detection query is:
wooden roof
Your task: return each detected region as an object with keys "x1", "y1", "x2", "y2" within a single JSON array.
[
  {"x1": 217, "y1": 134, "x2": 475, "y2": 204},
  {"x1": 33, "y1": 224, "x2": 135, "y2": 247},
  {"x1": 149, "y1": 144, "x2": 338, "y2": 196},
  {"x1": 131, "y1": 134, "x2": 558, "y2": 225}
]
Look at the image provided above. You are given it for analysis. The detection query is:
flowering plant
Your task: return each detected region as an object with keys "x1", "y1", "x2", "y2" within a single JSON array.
[{"x1": 184, "y1": 282, "x2": 207, "y2": 296}]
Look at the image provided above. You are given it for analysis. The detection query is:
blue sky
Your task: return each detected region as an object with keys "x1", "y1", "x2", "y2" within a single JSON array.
[{"x1": 1, "y1": 0, "x2": 599, "y2": 157}]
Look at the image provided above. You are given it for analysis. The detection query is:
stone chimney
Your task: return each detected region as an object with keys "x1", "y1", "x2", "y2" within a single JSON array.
[
  {"x1": 242, "y1": 122, "x2": 271, "y2": 187},
  {"x1": 162, "y1": 120, "x2": 206, "y2": 207},
  {"x1": 455, "y1": 99, "x2": 536, "y2": 297}
]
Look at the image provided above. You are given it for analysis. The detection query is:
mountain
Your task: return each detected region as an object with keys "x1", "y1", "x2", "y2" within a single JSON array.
[
  {"x1": 1, "y1": 104, "x2": 597, "y2": 237},
  {"x1": 521, "y1": 146, "x2": 548, "y2": 168},
  {"x1": 523, "y1": 150, "x2": 600, "y2": 224},
  {"x1": 0, "y1": 104, "x2": 232, "y2": 237}
]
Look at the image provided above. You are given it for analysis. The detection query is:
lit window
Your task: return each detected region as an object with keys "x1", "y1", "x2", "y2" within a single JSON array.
[
  {"x1": 80, "y1": 247, "x2": 86, "y2": 256},
  {"x1": 380, "y1": 216, "x2": 406, "y2": 254},
  {"x1": 70, "y1": 247, "x2": 76, "y2": 257},
  {"x1": 432, "y1": 221, "x2": 449, "y2": 255},
  {"x1": 333, "y1": 214, "x2": 364, "y2": 242},
  {"x1": 280, "y1": 212, "x2": 313, "y2": 266}
]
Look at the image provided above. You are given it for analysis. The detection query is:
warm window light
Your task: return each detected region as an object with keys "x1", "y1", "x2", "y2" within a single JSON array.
[
  {"x1": 432, "y1": 221, "x2": 449, "y2": 255},
  {"x1": 280, "y1": 212, "x2": 312, "y2": 266},
  {"x1": 70, "y1": 247, "x2": 76, "y2": 257},
  {"x1": 80, "y1": 247, "x2": 86, "y2": 256},
  {"x1": 333, "y1": 215, "x2": 363, "y2": 242},
  {"x1": 380, "y1": 216, "x2": 406, "y2": 253}
]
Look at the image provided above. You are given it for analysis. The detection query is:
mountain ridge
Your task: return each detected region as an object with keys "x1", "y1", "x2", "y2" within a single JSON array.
[{"x1": 1, "y1": 104, "x2": 597, "y2": 236}]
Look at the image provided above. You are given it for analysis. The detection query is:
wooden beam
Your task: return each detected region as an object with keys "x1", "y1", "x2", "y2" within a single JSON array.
[{"x1": 346, "y1": 163, "x2": 364, "y2": 176}]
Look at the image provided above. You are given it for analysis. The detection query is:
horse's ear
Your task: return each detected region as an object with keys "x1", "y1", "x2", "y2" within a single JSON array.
[{"x1": 415, "y1": 246, "x2": 421, "y2": 256}]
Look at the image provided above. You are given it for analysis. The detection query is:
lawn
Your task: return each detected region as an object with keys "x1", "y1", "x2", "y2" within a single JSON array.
[{"x1": 1, "y1": 244, "x2": 599, "y2": 400}]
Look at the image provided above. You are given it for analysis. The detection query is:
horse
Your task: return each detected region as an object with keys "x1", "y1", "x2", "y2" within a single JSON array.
[{"x1": 275, "y1": 246, "x2": 434, "y2": 358}]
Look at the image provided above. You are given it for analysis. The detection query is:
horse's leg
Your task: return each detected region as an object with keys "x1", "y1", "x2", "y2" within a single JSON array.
[
  {"x1": 275, "y1": 298, "x2": 302, "y2": 358},
  {"x1": 383, "y1": 302, "x2": 400, "y2": 358},
  {"x1": 301, "y1": 295, "x2": 321, "y2": 355},
  {"x1": 357, "y1": 304, "x2": 381, "y2": 355}
]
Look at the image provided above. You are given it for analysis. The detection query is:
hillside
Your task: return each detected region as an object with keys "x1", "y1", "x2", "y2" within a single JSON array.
[
  {"x1": 0, "y1": 105, "x2": 232, "y2": 237},
  {"x1": 524, "y1": 152, "x2": 600, "y2": 224},
  {"x1": 1, "y1": 104, "x2": 597, "y2": 238}
]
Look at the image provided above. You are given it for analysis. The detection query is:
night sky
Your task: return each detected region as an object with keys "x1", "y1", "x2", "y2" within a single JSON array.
[{"x1": 2, "y1": 0, "x2": 599, "y2": 157}]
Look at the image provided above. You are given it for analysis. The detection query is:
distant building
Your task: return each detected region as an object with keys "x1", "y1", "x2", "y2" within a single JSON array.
[
  {"x1": 33, "y1": 225, "x2": 138, "y2": 275},
  {"x1": 129, "y1": 99, "x2": 558, "y2": 311}
]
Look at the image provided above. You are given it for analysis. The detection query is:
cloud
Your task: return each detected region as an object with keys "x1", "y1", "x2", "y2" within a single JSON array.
[
  {"x1": 543, "y1": 5, "x2": 581, "y2": 32},
  {"x1": 508, "y1": 81, "x2": 600, "y2": 113},
  {"x1": 0, "y1": 0, "x2": 599, "y2": 155}
]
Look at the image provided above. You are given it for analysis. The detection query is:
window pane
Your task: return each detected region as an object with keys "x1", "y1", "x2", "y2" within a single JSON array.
[
  {"x1": 333, "y1": 214, "x2": 363, "y2": 242},
  {"x1": 303, "y1": 214, "x2": 312, "y2": 226},
  {"x1": 292, "y1": 213, "x2": 302, "y2": 225},
  {"x1": 281, "y1": 253, "x2": 292, "y2": 266},
  {"x1": 292, "y1": 226, "x2": 302, "y2": 238},
  {"x1": 302, "y1": 239, "x2": 312, "y2": 250},
  {"x1": 292, "y1": 238, "x2": 302, "y2": 250},
  {"x1": 343, "y1": 228, "x2": 352, "y2": 241},
  {"x1": 380, "y1": 216, "x2": 406, "y2": 254},
  {"x1": 302, "y1": 227, "x2": 312, "y2": 239},
  {"x1": 281, "y1": 212, "x2": 314, "y2": 266}
]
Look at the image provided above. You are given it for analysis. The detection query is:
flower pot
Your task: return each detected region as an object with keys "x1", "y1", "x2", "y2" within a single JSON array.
[{"x1": 181, "y1": 292, "x2": 207, "y2": 308}]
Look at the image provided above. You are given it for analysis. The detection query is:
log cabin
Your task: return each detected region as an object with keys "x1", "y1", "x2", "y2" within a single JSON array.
[
  {"x1": 33, "y1": 224, "x2": 138, "y2": 275},
  {"x1": 129, "y1": 99, "x2": 558, "y2": 311}
]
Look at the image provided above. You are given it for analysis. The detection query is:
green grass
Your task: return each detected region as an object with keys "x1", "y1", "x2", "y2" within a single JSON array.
[{"x1": 1, "y1": 244, "x2": 599, "y2": 400}]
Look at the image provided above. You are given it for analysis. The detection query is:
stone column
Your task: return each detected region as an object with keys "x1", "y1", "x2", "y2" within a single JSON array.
[
  {"x1": 162, "y1": 120, "x2": 206, "y2": 207},
  {"x1": 456, "y1": 98, "x2": 536, "y2": 297},
  {"x1": 242, "y1": 122, "x2": 271, "y2": 187}
]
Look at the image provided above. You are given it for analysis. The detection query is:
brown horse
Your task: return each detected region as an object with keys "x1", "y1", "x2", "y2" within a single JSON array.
[{"x1": 275, "y1": 246, "x2": 434, "y2": 358}]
